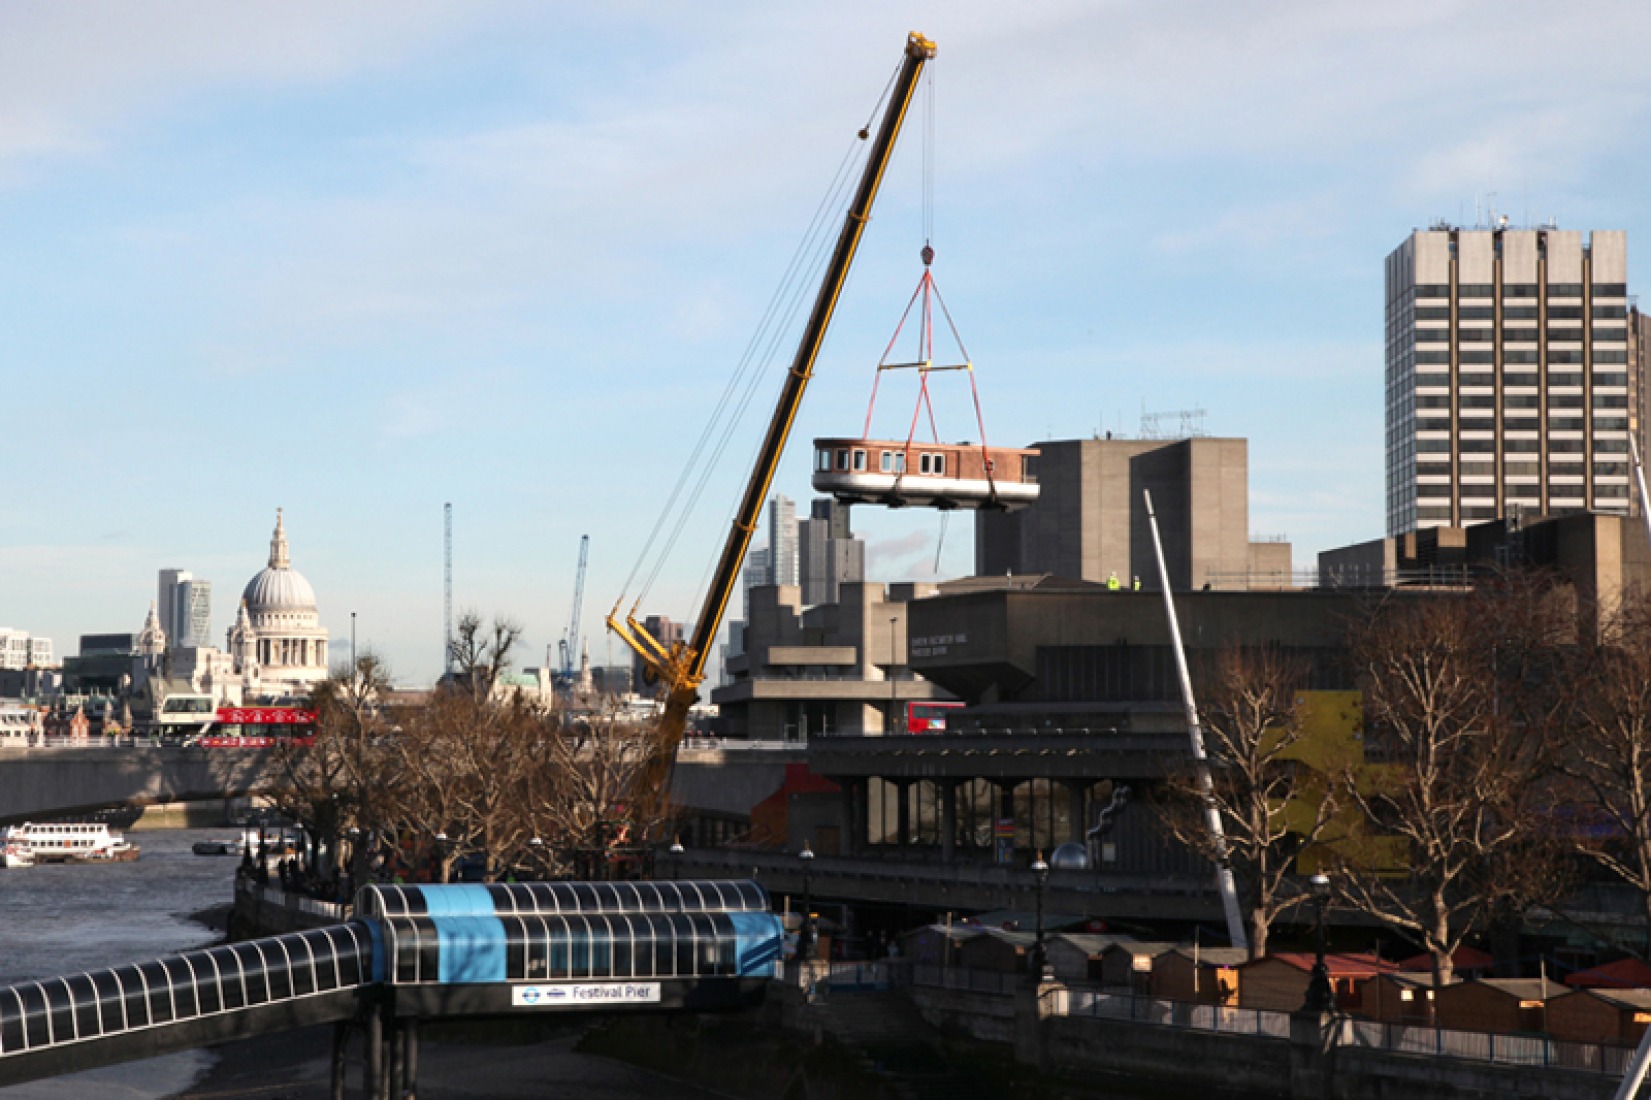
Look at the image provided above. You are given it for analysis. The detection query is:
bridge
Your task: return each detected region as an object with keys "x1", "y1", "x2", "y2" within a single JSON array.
[
  {"x1": 0, "y1": 743, "x2": 809, "y2": 825},
  {"x1": 0, "y1": 879, "x2": 782, "y2": 1097}
]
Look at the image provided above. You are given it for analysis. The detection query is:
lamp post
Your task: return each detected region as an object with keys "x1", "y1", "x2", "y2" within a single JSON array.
[
  {"x1": 1302, "y1": 872, "x2": 1334, "y2": 1014},
  {"x1": 798, "y1": 842, "x2": 816, "y2": 962},
  {"x1": 669, "y1": 838, "x2": 685, "y2": 882},
  {"x1": 888, "y1": 616, "x2": 899, "y2": 734},
  {"x1": 529, "y1": 836, "x2": 545, "y2": 880},
  {"x1": 1031, "y1": 850, "x2": 1052, "y2": 982}
]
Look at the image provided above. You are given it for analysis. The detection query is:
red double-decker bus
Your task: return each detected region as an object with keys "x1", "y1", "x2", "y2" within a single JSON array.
[{"x1": 905, "y1": 701, "x2": 963, "y2": 735}]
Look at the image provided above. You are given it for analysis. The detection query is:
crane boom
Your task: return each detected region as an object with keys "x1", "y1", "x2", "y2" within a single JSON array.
[
  {"x1": 609, "y1": 32, "x2": 937, "y2": 826},
  {"x1": 564, "y1": 535, "x2": 589, "y2": 677}
]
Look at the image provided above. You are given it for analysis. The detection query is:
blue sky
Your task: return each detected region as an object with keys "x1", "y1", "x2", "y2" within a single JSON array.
[{"x1": 4, "y1": 1, "x2": 1651, "y2": 685}]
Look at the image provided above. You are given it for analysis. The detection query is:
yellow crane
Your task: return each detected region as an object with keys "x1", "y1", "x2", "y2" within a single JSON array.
[{"x1": 609, "y1": 31, "x2": 937, "y2": 829}]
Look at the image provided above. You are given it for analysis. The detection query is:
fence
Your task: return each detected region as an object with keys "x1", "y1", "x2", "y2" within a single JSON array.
[
  {"x1": 237, "y1": 879, "x2": 351, "y2": 922},
  {"x1": 1339, "y1": 1016, "x2": 1635, "y2": 1075},
  {"x1": 1066, "y1": 987, "x2": 1291, "y2": 1038},
  {"x1": 868, "y1": 964, "x2": 1638, "y2": 1077}
]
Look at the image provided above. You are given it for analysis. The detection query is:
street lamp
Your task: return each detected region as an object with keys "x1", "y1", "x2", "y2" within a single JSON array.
[
  {"x1": 434, "y1": 832, "x2": 451, "y2": 884},
  {"x1": 1031, "y1": 850, "x2": 1052, "y2": 982},
  {"x1": 1302, "y1": 872, "x2": 1334, "y2": 1014},
  {"x1": 798, "y1": 842, "x2": 816, "y2": 962},
  {"x1": 529, "y1": 836, "x2": 545, "y2": 880},
  {"x1": 668, "y1": 838, "x2": 685, "y2": 882}
]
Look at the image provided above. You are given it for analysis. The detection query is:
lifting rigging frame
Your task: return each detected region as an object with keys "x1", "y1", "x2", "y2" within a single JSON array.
[{"x1": 608, "y1": 32, "x2": 937, "y2": 828}]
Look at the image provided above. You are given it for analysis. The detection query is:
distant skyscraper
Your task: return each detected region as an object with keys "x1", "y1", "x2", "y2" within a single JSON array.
[
  {"x1": 799, "y1": 497, "x2": 865, "y2": 605},
  {"x1": 1385, "y1": 225, "x2": 1635, "y2": 536},
  {"x1": 768, "y1": 495, "x2": 798, "y2": 588},
  {"x1": 158, "y1": 569, "x2": 212, "y2": 649},
  {"x1": 743, "y1": 547, "x2": 771, "y2": 619}
]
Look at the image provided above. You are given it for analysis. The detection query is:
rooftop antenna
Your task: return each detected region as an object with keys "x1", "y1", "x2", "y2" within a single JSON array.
[{"x1": 443, "y1": 502, "x2": 453, "y2": 679}]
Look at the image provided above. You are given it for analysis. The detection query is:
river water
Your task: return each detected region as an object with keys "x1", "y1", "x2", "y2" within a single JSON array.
[{"x1": 0, "y1": 827, "x2": 232, "y2": 1099}]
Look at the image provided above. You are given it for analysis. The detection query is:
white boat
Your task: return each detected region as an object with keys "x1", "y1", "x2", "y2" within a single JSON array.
[
  {"x1": 8, "y1": 822, "x2": 139, "y2": 863},
  {"x1": 0, "y1": 836, "x2": 34, "y2": 868}
]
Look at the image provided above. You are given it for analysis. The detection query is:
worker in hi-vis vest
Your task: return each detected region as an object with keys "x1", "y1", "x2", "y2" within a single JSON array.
[{"x1": 1107, "y1": 572, "x2": 1120, "y2": 591}]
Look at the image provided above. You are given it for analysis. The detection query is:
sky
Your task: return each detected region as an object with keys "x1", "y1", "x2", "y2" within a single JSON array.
[{"x1": 4, "y1": 1, "x2": 1651, "y2": 685}]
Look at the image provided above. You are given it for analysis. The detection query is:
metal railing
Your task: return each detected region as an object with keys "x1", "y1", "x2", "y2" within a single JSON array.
[
  {"x1": 1065, "y1": 987, "x2": 1291, "y2": 1039},
  {"x1": 876, "y1": 964, "x2": 1639, "y2": 1076},
  {"x1": 1338, "y1": 1017, "x2": 1634, "y2": 1075},
  {"x1": 238, "y1": 879, "x2": 351, "y2": 922}
]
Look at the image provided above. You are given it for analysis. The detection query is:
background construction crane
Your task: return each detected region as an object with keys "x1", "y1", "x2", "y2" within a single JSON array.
[{"x1": 559, "y1": 535, "x2": 589, "y2": 679}]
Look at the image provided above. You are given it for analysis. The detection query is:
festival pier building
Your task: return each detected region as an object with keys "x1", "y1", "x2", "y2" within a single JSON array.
[{"x1": 227, "y1": 509, "x2": 329, "y2": 698}]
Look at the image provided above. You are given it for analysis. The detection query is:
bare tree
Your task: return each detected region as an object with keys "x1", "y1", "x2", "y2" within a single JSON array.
[
  {"x1": 272, "y1": 652, "x2": 397, "y2": 885},
  {"x1": 1158, "y1": 647, "x2": 1339, "y2": 958},
  {"x1": 1564, "y1": 588, "x2": 1651, "y2": 953},
  {"x1": 447, "y1": 611, "x2": 524, "y2": 702},
  {"x1": 1336, "y1": 580, "x2": 1570, "y2": 985}
]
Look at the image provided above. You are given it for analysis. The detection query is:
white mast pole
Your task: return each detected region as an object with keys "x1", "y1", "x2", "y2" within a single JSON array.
[
  {"x1": 1143, "y1": 489, "x2": 1249, "y2": 953},
  {"x1": 1630, "y1": 434, "x2": 1651, "y2": 554}
]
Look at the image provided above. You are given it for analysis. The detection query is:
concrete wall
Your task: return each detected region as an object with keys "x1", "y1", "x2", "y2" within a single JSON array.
[{"x1": 0, "y1": 746, "x2": 278, "y2": 824}]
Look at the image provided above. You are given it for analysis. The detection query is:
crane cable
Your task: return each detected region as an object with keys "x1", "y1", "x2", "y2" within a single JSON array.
[
  {"x1": 634, "y1": 137, "x2": 863, "y2": 608},
  {"x1": 622, "y1": 56, "x2": 905, "y2": 613}
]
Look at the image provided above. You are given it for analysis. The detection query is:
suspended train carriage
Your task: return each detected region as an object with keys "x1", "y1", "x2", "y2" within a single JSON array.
[{"x1": 811, "y1": 244, "x2": 1038, "y2": 513}]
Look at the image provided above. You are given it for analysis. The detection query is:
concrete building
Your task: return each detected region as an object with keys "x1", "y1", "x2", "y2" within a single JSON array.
[
  {"x1": 1384, "y1": 225, "x2": 1635, "y2": 536},
  {"x1": 159, "y1": 570, "x2": 212, "y2": 649},
  {"x1": 974, "y1": 436, "x2": 1291, "y2": 591},
  {"x1": 712, "y1": 580, "x2": 952, "y2": 740},
  {"x1": 798, "y1": 497, "x2": 865, "y2": 606}
]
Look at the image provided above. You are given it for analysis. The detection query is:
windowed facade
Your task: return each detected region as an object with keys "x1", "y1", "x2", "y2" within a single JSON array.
[{"x1": 1385, "y1": 226, "x2": 1639, "y2": 535}]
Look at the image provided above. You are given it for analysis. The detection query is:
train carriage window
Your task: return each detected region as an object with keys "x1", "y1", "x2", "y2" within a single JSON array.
[
  {"x1": 17, "y1": 985, "x2": 49, "y2": 1048},
  {"x1": 880, "y1": 451, "x2": 893, "y2": 472},
  {"x1": 66, "y1": 974, "x2": 99, "y2": 1039},
  {"x1": 895, "y1": 452, "x2": 906, "y2": 473},
  {"x1": 835, "y1": 448, "x2": 849, "y2": 470},
  {"x1": 816, "y1": 448, "x2": 831, "y2": 472},
  {"x1": 852, "y1": 449, "x2": 867, "y2": 471},
  {"x1": 919, "y1": 454, "x2": 932, "y2": 474},
  {"x1": 934, "y1": 454, "x2": 945, "y2": 476}
]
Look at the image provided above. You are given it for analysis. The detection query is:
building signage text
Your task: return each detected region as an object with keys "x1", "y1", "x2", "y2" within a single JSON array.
[
  {"x1": 909, "y1": 633, "x2": 967, "y2": 658},
  {"x1": 510, "y1": 982, "x2": 661, "y2": 1007}
]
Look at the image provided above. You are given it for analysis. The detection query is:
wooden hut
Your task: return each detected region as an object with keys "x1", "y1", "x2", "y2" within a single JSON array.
[
  {"x1": 1238, "y1": 953, "x2": 1396, "y2": 1013},
  {"x1": 1363, "y1": 971, "x2": 1450, "y2": 1024},
  {"x1": 1098, "y1": 942, "x2": 1179, "y2": 994},
  {"x1": 1046, "y1": 933, "x2": 1130, "y2": 985},
  {"x1": 1152, "y1": 946, "x2": 1247, "y2": 1005},
  {"x1": 1433, "y1": 978, "x2": 1566, "y2": 1035},
  {"x1": 957, "y1": 928, "x2": 1036, "y2": 974},
  {"x1": 897, "y1": 924, "x2": 982, "y2": 966},
  {"x1": 1548, "y1": 988, "x2": 1651, "y2": 1045}
]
